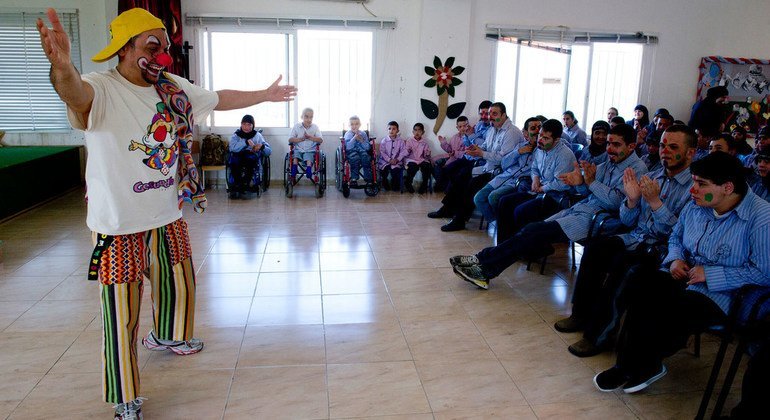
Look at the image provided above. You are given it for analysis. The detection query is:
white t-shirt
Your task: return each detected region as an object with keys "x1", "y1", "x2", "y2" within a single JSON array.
[
  {"x1": 68, "y1": 69, "x2": 218, "y2": 235},
  {"x1": 289, "y1": 122, "x2": 322, "y2": 152}
]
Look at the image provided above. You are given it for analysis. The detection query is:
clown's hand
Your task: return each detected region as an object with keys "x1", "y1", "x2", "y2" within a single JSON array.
[{"x1": 37, "y1": 8, "x2": 72, "y2": 69}]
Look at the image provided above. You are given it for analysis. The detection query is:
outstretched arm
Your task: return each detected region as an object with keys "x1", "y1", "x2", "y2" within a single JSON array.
[
  {"x1": 215, "y1": 75, "x2": 297, "y2": 110},
  {"x1": 37, "y1": 8, "x2": 94, "y2": 116}
]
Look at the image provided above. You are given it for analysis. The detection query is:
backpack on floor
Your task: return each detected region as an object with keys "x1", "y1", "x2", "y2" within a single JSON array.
[{"x1": 200, "y1": 134, "x2": 227, "y2": 166}]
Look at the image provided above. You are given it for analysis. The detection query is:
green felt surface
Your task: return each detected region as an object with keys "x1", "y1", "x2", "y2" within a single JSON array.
[{"x1": 0, "y1": 146, "x2": 80, "y2": 170}]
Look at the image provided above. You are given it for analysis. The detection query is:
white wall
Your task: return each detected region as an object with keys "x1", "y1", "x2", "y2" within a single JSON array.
[{"x1": 6, "y1": 0, "x2": 770, "y2": 164}]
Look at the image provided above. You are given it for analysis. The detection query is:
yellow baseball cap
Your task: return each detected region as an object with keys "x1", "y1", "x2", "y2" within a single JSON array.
[{"x1": 91, "y1": 8, "x2": 166, "y2": 63}]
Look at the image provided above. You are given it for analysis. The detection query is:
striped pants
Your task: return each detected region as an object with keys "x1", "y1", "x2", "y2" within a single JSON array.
[{"x1": 93, "y1": 218, "x2": 197, "y2": 404}]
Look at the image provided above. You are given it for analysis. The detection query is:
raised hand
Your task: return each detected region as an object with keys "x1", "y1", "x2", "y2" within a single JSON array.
[
  {"x1": 558, "y1": 161, "x2": 584, "y2": 186},
  {"x1": 639, "y1": 175, "x2": 662, "y2": 209},
  {"x1": 37, "y1": 8, "x2": 71, "y2": 68},
  {"x1": 622, "y1": 167, "x2": 641, "y2": 205},
  {"x1": 581, "y1": 161, "x2": 597, "y2": 185},
  {"x1": 264, "y1": 75, "x2": 298, "y2": 102}
]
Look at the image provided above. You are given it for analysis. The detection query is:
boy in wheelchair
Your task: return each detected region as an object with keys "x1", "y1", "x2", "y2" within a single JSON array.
[
  {"x1": 344, "y1": 115, "x2": 374, "y2": 185},
  {"x1": 228, "y1": 114, "x2": 271, "y2": 199},
  {"x1": 289, "y1": 107, "x2": 324, "y2": 179}
]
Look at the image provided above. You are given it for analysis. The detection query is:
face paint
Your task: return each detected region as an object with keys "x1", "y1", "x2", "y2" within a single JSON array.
[
  {"x1": 675, "y1": 154, "x2": 681, "y2": 160},
  {"x1": 704, "y1": 193, "x2": 714, "y2": 202},
  {"x1": 495, "y1": 118, "x2": 501, "y2": 122},
  {"x1": 618, "y1": 151, "x2": 625, "y2": 158}
]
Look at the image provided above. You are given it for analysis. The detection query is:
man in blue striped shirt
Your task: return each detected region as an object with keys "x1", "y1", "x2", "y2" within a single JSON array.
[
  {"x1": 555, "y1": 125, "x2": 697, "y2": 358},
  {"x1": 450, "y1": 123, "x2": 648, "y2": 290},
  {"x1": 593, "y1": 152, "x2": 770, "y2": 394}
]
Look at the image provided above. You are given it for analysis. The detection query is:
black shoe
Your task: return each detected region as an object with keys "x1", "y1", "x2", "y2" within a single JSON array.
[
  {"x1": 428, "y1": 207, "x2": 452, "y2": 218},
  {"x1": 568, "y1": 338, "x2": 607, "y2": 358},
  {"x1": 441, "y1": 218, "x2": 465, "y2": 232},
  {"x1": 554, "y1": 315, "x2": 585, "y2": 333},
  {"x1": 623, "y1": 365, "x2": 667, "y2": 393},
  {"x1": 228, "y1": 192, "x2": 240, "y2": 199},
  {"x1": 593, "y1": 366, "x2": 628, "y2": 392}
]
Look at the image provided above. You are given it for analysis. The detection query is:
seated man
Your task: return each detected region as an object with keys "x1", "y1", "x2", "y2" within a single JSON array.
[
  {"x1": 229, "y1": 114, "x2": 271, "y2": 199},
  {"x1": 494, "y1": 119, "x2": 575, "y2": 242},
  {"x1": 709, "y1": 133, "x2": 738, "y2": 156},
  {"x1": 433, "y1": 116, "x2": 471, "y2": 192},
  {"x1": 472, "y1": 117, "x2": 539, "y2": 224},
  {"x1": 344, "y1": 115, "x2": 373, "y2": 185},
  {"x1": 641, "y1": 136, "x2": 662, "y2": 172},
  {"x1": 743, "y1": 125, "x2": 770, "y2": 169},
  {"x1": 430, "y1": 102, "x2": 524, "y2": 232},
  {"x1": 450, "y1": 123, "x2": 648, "y2": 289},
  {"x1": 593, "y1": 152, "x2": 770, "y2": 394},
  {"x1": 554, "y1": 125, "x2": 696, "y2": 357}
]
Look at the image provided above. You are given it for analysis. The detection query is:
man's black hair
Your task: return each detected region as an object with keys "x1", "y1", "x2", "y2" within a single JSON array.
[
  {"x1": 690, "y1": 152, "x2": 748, "y2": 196},
  {"x1": 542, "y1": 119, "x2": 563, "y2": 139}
]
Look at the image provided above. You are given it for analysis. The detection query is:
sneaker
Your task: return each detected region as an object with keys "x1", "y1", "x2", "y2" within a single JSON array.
[
  {"x1": 568, "y1": 338, "x2": 607, "y2": 358},
  {"x1": 453, "y1": 264, "x2": 489, "y2": 290},
  {"x1": 427, "y1": 206, "x2": 452, "y2": 219},
  {"x1": 622, "y1": 364, "x2": 667, "y2": 393},
  {"x1": 449, "y1": 255, "x2": 479, "y2": 267},
  {"x1": 593, "y1": 366, "x2": 628, "y2": 392},
  {"x1": 554, "y1": 315, "x2": 585, "y2": 333},
  {"x1": 142, "y1": 330, "x2": 204, "y2": 355},
  {"x1": 114, "y1": 397, "x2": 146, "y2": 420},
  {"x1": 441, "y1": 218, "x2": 465, "y2": 232}
]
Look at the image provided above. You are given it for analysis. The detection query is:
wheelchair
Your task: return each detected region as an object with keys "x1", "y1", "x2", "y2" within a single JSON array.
[
  {"x1": 335, "y1": 132, "x2": 380, "y2": 198},
  {"x1": 225, "y1": 150, "x2": 270, "y2": 198},
  {"x1": 283, "y1": 143, "x2": 327, "y2": 198}
]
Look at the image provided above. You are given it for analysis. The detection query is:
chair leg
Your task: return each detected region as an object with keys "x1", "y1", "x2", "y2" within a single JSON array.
[
  {"x1": 539, "y1": 256, "x2": 547, "y2": 275},
  {"x1": 571, "y1": 241, "x2": 577, "y2": 270},
  {"x1": 479, "y1": 215, "x2": 485, "y2": 230},
  {"x1": 696, "y1": 336, "x2": 732, "y2": 420},
  {"x1": 526, "y1": 260, "x2": 532, "y2": 271},
  {"x1": 713, "y1": 339, "x2": 748, "y2": 419}
]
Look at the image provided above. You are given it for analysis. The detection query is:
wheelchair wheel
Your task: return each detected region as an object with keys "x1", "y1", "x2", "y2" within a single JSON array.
[
  {"x1": 335, "y1": 149, "x2": 343, "y2": 192},
  {"x1": 261, "y1": 155, "x2": 271, "y2": 192},
  {"x1": 316, "y1": 154, "x2": 327, "y2": 198},
  {"x1": 342, "y1": 183, "x2": 350, "y2": 198},
  {"x1": 283, "y1": 153, "x2": 293, "y2": 198},
  {"x1": 364, "y1": 184, "x2": 379, "y2": 197}
]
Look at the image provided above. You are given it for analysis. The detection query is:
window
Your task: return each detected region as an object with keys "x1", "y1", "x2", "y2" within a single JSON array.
[
  {"x1": 200, "y1": 27, "x2": 373, "y2": 131},
  {"x1": 0, "y1": 10, "x2": 81, "y2": 131},
  {"x1": 490, "y1": 26, "x2": 652, "y2": 128}
]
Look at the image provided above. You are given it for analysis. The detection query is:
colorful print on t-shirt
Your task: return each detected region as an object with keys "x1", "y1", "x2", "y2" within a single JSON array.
[{"x1": 128, "y1": 101, "x2": 178, "y2": 176}]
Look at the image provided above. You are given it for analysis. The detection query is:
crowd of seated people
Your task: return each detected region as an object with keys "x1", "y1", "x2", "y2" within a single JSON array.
[{"x1": 419, "y1": 96, "x2": 770, "y2": 416}]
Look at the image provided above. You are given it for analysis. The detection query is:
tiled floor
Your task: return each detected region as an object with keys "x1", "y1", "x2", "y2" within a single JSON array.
[{"x1": 0, "y1": 185, "x2": 742, "y2": 419}]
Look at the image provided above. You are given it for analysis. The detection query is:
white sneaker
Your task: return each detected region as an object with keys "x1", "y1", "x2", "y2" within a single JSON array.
[
  {"x1": 114, "y1": 397, "x2": 146, "y2": 420},
  {"x1": 142, "y1": 330, "x2": 203, "y2": 355}
]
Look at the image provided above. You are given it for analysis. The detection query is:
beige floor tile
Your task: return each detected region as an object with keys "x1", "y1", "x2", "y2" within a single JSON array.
[
  {"x1": 325, "y1": 320, "x2": 412, "y2": 364},
  {"x1": 255, "y1": 271, "x2": 321, "y2": 296},
  {"x1": 195, "y1": 297, "x2": 253, "y2": 327},
  {"x1": 0, "y1": 372, "x2": 45, "y2": 418},
  {"x1": 416, "y1": 359, "x2": 527, "y2": 413},
  {"x1": 139, "y1": 369, "x2": 233, "y2": 419},
  {"x1": 5, "y1": 299, "x2": 97, "y2": 332},
  {"x1": 248, "y1": 295, "x2": 323, "y2": 325},
  {"x1": 196, "y1": 272, "x2": 259, "y2": 298},
  {"x1": 144, "y1": 326, "x2": 243, "y2": 370},
  {"x1": 318, "y1": 235, "x2": 371, "y2": 252},
  {"x1": 320, "y1": 251, "x2": 379, "y2": 270},
  {"x1": 374, "y1": 249, "x2": 436, "y2": 270},
  {"x1": 260, "y1": 252, "x2": 320, "y2": 272},
  {"x1": 401, "y1": 319, "x2": 496, "y2": 362},
  {"x1": 8, "y1": 372, "x2": 107, "y2": 419},
  {"x1": 433, "y1": 406, "x2": 537, "y2": 419},
  {"x1": 531, "y1": 397, "x2": 636, "y2": 419},
  {"x1": 225, "y1": 365, "x2": 328, "y2": 419},
  {"x1": 381, "y1": 268, "x2": 455, "y2": 292},
  {"x1": 197, "y1": 253, "x2": 263, "y2": 273},
  {"x1": 327, "y1": 361, "x2": 431, "y2": 418},
  {"x1": 42, "y1": 275, "x2": 100, "y2": 301},
  {"x1": 323, "y1": 293, "x2": 398, "y2": 324},
  {"x1": 321, "y1": 269, "x2": 387, "y2": 295},
  {"x1": 238, "y1": 324, "x2": 325, "y2": 366},
  {"x1": 265, "y1": 236, "x2": 319, "y2": 253},
  {"x1": 10, "y1": 255, "x2": 84, "y2": 277},
  {"x1": 209, "y1": 236, "x2": 269, "y2": 254},
  {"x1": 390, "y1": 290, "x2": 468, "y2": 322},
  {"x1": 0, "y1": 301, "x2": 35, "y2": 331},
  {"x1": 0, "y1": 276, "x2": 66, "y2": 301},
  {"x1": 514, "y1": 369, "x2": 620, "y2": 405}
]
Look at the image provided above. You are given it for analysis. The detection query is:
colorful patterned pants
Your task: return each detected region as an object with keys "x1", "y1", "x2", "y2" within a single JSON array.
[{"x1": 92, "y1": 218, "x2": 197, "y2": 404}]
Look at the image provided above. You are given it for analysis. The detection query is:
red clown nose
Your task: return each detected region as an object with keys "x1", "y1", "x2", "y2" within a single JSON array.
[{"x1": 155, "y1": 53, "x2": 173, "y2": 68}]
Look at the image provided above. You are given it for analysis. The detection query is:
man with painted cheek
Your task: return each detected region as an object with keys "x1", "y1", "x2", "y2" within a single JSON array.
[
  {"x1": 593, "y1": 152, "x2": 770, "y2": 394},
  {"x1": 37, "y1": 7, "x2": 297, "y2": 419},
  {"x1": 555, "y1": 125, "x2": 697, "y2": 358}
]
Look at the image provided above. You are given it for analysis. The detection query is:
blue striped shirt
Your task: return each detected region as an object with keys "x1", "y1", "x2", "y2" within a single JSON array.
[
  {"x1": 549, "y1": 152, "x2": 648, "y2": 241},
  {"x1": 531, "y1": 140, "x2": 576, "y2": 193},
  {"x1": 617, "y1": 167, "x2": 693, "y2": 250},
  {"x1": 748, "y1": 172, "x2": 769, "y2": 202},
  {"x1": 488, "y1": 140, "x2": 534, "y2": 189},
  {"x1": 663, "y1": 191, "x2": 770, "y2": 318}
]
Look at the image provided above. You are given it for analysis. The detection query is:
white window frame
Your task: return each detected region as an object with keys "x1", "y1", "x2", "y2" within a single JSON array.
[{"x1": 0, "y1": 9, "x2": 81, "y2": 132}]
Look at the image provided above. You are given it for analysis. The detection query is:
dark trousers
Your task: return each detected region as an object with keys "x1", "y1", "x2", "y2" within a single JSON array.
[
  {"x1": 476, "y1": 220, "x2": 568, "y2": 279},
  {"x1": 229, "y1": 150, "x2": 259, "y2": 193},
  {"x1": 571, "y1": 237, "x2": 660, "y2": 347},
  {"x1": 432, "y1": 157, "x2": 448, "y2": 191},
  {"x1": 615, "y1": 268, "x2": 726, "y2": 377},
  {"x1": 496, "y1": 193, "x2": 562, "y2": 243},
  {"x1": 732, "y1": 336, "x2": 770, "y2": 419},
  {"x1": 441, "y1": 158, "x2": 475, "y2": 200},
  {"x1": 380, "y1": 166, "x2": 403, "y2": 191},
  {"x1": 405, "y1": 161, "x2": 432, "y2": 192}
]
